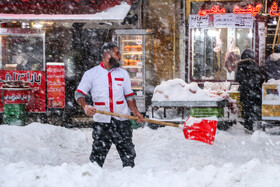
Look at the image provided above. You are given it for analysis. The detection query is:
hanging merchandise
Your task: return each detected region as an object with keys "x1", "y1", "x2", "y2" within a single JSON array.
[{"x1": 224, "y1": 39, "x2": 241, "y2": 73}]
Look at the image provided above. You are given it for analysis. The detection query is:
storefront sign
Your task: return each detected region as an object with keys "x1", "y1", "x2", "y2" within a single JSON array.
[
  {"x1": 2, "y1": 88, "x2": 29, "y2": 104},
  {"x1": 198, "y1": 5, "x2": 225, "y2": 17},
  {"x1": 214, "y1": 14, "x2": 234, "y2": 28},
  {"x1": 0, "y1": 70, "x2": 46, "y2": 112},
  {"x1": 233, "y1": 4, "x2": 262, "y2": 16},
  {"x1": 234, "y1": 14, "x2": 254, "y2": 28},
  {"x1": 198, "y1": 3, "x2": 280, "y2": 17},
  {"x1": 189, "y1": 15, "x2": 209, "y2": 28},
  {"x1": 46, "y1": 63, "x2": 65, "y2": 108},
  {"x1": 190, "y1": 13, "x2": 254, "y2": 28},
  {"x1": 258, "y1": 22, "x2": 266, "y2": 64},
  {"x1": 270, "y1": 2, "x2": 280, "y2": 16}
]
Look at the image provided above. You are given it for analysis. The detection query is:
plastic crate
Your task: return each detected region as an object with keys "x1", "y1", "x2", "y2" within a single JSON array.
[
  {"x1": 190, "y1": 107, "x2": 224, "y2": 118},
  {"x1": 3, "y1": 104, "x2": 26, "y2": 126}
]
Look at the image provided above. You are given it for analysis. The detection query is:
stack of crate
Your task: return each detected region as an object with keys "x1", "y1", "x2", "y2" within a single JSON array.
[
  {"x1": 262, "y1": 83, "x2": 280, "y2": 120},
  {"x1": 4, "y1": 104, "x2": 26, "y2": 126},
  {"x1": 190, "y1": 107, "x2": 224, "y2": 118}
]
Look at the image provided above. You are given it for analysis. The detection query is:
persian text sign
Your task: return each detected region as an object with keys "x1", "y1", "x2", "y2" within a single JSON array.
[
  {"x1": 46, "y1": 63, "x2": 65, "y2": 108},
  {"x1": 2, "y1": 88, "x2": 30, "y2": 104},
  {"x1": 198, "y1": 4, "x2": 262, "y2": 17},
  {"x1": 0, "y1": 70, "x2": 46, "y2": 112},
  {"x1": 214, "y1": 13, "x2": 253, "y2": 28},
  {"x1": 234, "y1": 14, "x2": 254, "y2": 28},
  {"x1": 189, "y1": 15, "x2": 209, "y2": 28},
  {"x1": 214, "y1": 13, "x2": 234, "y2": 28}
]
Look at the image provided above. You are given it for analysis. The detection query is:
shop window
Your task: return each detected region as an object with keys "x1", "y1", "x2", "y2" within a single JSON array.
[
  {"x1": 191, "y1": 27, "x2": 252, "y2": 81},
  {"x1": 0, "y1": 34, "x2": 44, "y2": 71}
]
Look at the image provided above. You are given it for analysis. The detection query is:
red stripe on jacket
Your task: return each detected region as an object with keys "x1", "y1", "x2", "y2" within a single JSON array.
[
  {"x1": 115, "y1": 78, "x2": 124, "y2": 81},
  {"x1": 100, "y1": 62, "x2": 105, "y2": 69},
  {"x1": 125, "y1": 92, "x2": 134, "y2": 98},
  {"x1": 116, "y1": 100, "x2": 124, "y2": 104},
  {"x1": 76, "y1": 89, "x2": 87, "y2": 96},
  {"x1": 95, "y1": 102, "x2": 105, "y2": 106},
  {"x1": 108, "y1": 72, "x2": 114, "y2": 112}
]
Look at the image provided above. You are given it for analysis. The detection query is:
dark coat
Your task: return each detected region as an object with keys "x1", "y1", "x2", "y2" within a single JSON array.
[{"x1": 235, "y1": 58, "x2": 265, "y2": 122}]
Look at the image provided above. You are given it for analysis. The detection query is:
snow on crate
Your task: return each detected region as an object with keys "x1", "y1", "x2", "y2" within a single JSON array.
[{"x1": 152, "y1": 79, "x2": 224, "y2": 101}]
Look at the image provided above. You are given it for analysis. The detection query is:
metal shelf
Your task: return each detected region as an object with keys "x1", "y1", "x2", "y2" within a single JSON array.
[
  {"x1": 122, "y1": 65, "x2": 142, "y2": 68},
  {"x1": 132, "y1": 87, "x2": 143, "y2": 90},
  {"x1": 121, "y1": 40, "x2": 142, "y2": 42},
  {"x1": 131, "y1": 78, "x2": 142, "y2": 81},
  {"x1": 121, "y1": 51, "x2": 143, "y2": 55}
]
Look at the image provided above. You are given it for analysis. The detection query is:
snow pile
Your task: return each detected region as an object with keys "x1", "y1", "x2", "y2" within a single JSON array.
[
  {"x1": 152, "y1": 79, "x2": 224, "y2": 101},
  {"x1": 268, "y1": 53, "x2": 280, "y2": 61},
  {"x1": 204, "y1": 81, "x2": 231, "y2": 93},
  {"x1": 1, "y1": 123, "x2": 280, "y2": 186},
  {"x1": 0, "y1": 2, "x2": 131, "y2": 21},
  {"x1": 266, "y1": 79, "x2": 280, "y2": 84}
]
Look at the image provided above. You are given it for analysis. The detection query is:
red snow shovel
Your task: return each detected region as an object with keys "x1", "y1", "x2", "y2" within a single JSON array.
[{"x1": 96, "y1": 110, "x2": 217, "y2": 145}]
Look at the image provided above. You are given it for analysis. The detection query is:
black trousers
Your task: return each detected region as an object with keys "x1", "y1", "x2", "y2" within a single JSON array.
[
  {"x1": 241, "y1": 94, "x2": 262, "y2": 131},
  {"x1": 89, "y1": 118, "x2": 136, "y2": 167}
]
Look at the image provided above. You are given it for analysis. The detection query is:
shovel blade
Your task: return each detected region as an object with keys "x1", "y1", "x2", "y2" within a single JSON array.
[{"x1": 182, "y1": 117, "x2": 217, "y2": 145}]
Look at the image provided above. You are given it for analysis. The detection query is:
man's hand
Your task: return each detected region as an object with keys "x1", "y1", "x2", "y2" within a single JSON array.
[
  {"x1": 84, "y1": 105, "x2": 96, "y2": 116},
  {"x1": 127, "y1": 99, "x2": 143, "y2": 122},
  {"x1": 132, "y1": 110, "x2": 143, "y2": 122}
]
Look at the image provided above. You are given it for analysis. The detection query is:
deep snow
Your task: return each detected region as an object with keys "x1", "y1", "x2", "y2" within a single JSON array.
[{"x1": 1, "y1": 122, "x2": 280, "y2": 187}]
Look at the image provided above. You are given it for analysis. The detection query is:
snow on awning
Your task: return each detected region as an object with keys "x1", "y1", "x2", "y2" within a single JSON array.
[{"x1": 0, "y1": 2, "x2": 131, "y2": 22}]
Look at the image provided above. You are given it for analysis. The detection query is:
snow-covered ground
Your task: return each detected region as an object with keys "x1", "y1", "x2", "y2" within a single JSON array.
[{"x1": 1, "y1": 122, "x2": 280, "y2": 187}]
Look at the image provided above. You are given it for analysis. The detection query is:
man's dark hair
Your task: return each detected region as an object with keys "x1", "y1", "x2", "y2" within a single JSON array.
[
  {"x1": 101, "y1": 42, "x2": 118, "y2": 56},
  {"x1": 241, "y1": 48, "x2": 254, "y2": 60}
]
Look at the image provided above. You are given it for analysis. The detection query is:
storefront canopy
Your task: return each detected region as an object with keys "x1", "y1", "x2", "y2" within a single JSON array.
[{"x1": 0, "y1": 0, "x2": 132, "y2": 22}]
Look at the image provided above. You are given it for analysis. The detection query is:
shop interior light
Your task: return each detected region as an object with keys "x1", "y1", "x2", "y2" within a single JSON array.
[
  {"x1": 207, "y1": 29, "x2": 218, "y2": 37},
  {"x1": 237, "y1": 33, "x2": 240, "y2": 40},
  {"x1": 195, "y1": 29, "x2": 201, "y2": 37},
  {"x1": 248, "y1": 31, "x2": 253, "y2": 38},
  {"x1": 33, "y1": 23, "x2": 43, "y2": 29},
  {"x1": 21, "y1": 22, "x2": 30, "y2": 28},
  {"x1": 273, "y1": 17, "x2": 277, "y2": 25}
]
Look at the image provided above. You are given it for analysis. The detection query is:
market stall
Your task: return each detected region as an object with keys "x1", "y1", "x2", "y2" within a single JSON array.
[
  {"x1": 0, "y1": 0, "x2": 144, "y2": 125},
  {"x1": 262, "y1": 79, "x2": 280, "y2": 128},
  {"x1": 187, "y1": 1, "x2": 267, "y2": 83},
  {"x1": 149, "y1": 79, "x2": 235, "y2": 130}
]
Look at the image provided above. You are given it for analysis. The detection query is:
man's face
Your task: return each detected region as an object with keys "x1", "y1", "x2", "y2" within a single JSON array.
[{"x1": 108, "y1": 47, "x2": 121, "y2": 68}]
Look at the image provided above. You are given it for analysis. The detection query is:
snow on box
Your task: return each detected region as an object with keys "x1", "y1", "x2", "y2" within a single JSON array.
[{"x1": 152, "y1": 78, "x2": 224, "y2": 102}]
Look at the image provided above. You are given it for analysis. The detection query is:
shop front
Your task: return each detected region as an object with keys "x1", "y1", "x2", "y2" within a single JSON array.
[
  {"x1": 0, "y1": 0, "x2": 150, "y2": 125},
  {"x1": 187, "y1": 1, "x2": 266, "y2": 83}
]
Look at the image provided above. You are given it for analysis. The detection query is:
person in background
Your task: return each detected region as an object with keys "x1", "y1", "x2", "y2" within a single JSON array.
[
  {"x1": 235, "y1": 49, "x2": 265, "y2": 133},
  {"x1": 15, "y1": 52, "x2": 31, "y2": 70},
  {"x1": 75, "y1": 42, "x2": 143, "y2": 168},
  {"x1": 264, "y1": 44, "x2": 280, "y2": 81}
]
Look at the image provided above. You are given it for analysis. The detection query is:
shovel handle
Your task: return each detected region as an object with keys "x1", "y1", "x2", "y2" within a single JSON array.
[{"x1": 96, "y1": 110, "x2": 179, "y2": 128}]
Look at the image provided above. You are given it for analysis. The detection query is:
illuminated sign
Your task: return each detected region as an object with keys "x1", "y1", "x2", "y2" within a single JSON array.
[
  {"x1": 270, "y1": 2, "x2": 280, "y2": 16},
  {"x1": 198, "y1": 3, "x2": 280, "y2": 17},
  {"x1": 198, "y1": 5, "x2": 226, "y2": 17},
  {"x1": 233, "y1": 4, "x2": 262, "y2": 16}
]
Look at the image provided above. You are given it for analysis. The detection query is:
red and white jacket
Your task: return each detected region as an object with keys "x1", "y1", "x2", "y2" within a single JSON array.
[{"x1": 76, "y1": 62, "x2": 134, "y2": 123}]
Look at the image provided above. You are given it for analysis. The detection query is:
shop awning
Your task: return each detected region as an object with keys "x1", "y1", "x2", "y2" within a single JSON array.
[{"x1": 0, "y1": 0, "x2": 132, "y2": 22}]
